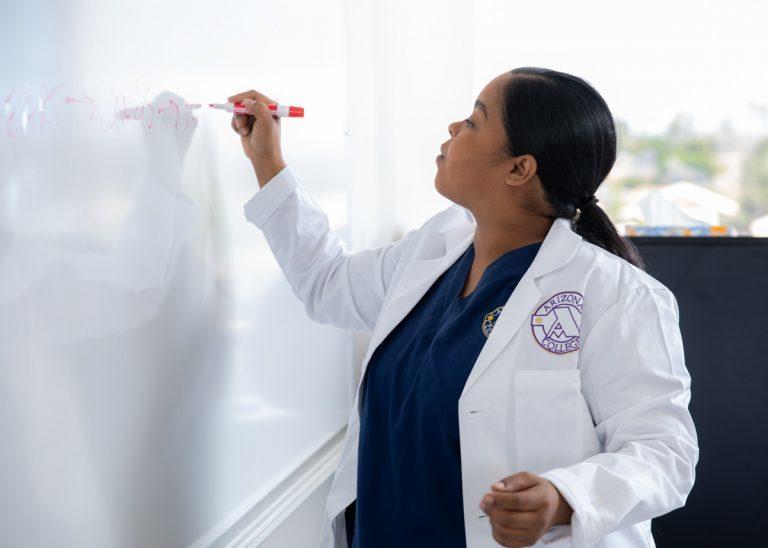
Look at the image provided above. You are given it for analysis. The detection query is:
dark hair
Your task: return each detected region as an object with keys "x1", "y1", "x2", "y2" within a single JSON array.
[{"x1": 501, "y1": 67, "x2": 646, "y2": 270}]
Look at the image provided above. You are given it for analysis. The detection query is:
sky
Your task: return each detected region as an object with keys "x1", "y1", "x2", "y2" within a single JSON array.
[{"x1": 471, "y1": 0, "x2": 768, "y2": 136}]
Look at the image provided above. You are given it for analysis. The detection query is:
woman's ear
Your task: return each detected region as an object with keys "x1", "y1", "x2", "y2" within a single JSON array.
[{"x1": 505, "y1": 154, "x2": 537, "y2": 188}]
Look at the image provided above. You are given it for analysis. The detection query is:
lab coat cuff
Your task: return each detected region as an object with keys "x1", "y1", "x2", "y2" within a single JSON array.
[
  {"x1": 243, "y1": 164, "x2": 299, "y2": 228},
  {"x1": 539, "y1": 467, "x2": 600, "y2": 548}
]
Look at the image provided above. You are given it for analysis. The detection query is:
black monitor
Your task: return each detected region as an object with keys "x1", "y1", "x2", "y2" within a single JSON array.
[{"x1": 629, "y1": 236, "x2": 768, "y2": 547}]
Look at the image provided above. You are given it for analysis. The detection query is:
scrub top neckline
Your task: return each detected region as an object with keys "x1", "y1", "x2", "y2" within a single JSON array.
[{"x1": 455, "y1": 240, "x2": 542, "y2": 302}]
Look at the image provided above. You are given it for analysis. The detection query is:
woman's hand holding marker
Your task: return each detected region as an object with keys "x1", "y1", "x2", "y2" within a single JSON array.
[{"x1": 227, "y1": 89, "x2": 287, "y2": 188}]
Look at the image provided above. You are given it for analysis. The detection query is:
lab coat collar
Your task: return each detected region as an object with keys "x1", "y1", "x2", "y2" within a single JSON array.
[
  {"x1": 361, "y1": 213, "x2": 583, "y2": 400},
  {"x1": 399, "y1": 214, "x2": 581, "y2": 295}
]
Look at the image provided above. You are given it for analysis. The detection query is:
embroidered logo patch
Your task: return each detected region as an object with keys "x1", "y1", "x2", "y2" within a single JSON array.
[
  {"x1": 482, "y1": 306, "x2": 504, "y2": 338},
  {"x1": 530, "y1": 291, "x2": 583, "y2": 354}
]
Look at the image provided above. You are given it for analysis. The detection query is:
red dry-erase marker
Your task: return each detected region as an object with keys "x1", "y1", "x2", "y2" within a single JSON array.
[{"x1": 208, "y1": 102, "x2": 304, "y2": 117}]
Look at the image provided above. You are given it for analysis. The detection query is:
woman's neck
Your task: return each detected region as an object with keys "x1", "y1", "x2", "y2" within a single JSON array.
[{"x1": 470, "y1": 217, "x2": 551, "y2": 268}]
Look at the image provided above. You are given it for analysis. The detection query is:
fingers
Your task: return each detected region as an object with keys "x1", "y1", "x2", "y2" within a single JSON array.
[
  {"x1": 491, "y1": 523, "x2": 536, "y2": 548},
  {"x1": 227, "y1": 89, "x2": 277, "y2": 136},
  {"x1": 490, "y1": 521, "x2": 533, "y2": 545},
  {"x1": 232, "y1": 112, "x2": 254, "y2": 136},
  {"x1": 489, "y1": 487, "x2": 542, "y2": 511},
  {"x1": 494, "y1": 471, "x2": 541, "y2": 494},
  {"x1": 241, "y1": 97, "x2": 262, "y2": 115},
  {"x1": 488, "y1": 506, "x2": 539, "y2": 530},
  {"x1": 485, "y1": 472, "x2": 553, "y2": 546},
  {"x1": 241, "y1": 98, "x2": 276, "y2": 120},
  {"x1": 488, "y1": 505, "x2": 545, "y2": 547},
  {"x1": 227, "y1": 89, "x2": 256, "y2": 103},
  {"x1": 241, "y1": 99, "x2": 283, "y2": 139}
]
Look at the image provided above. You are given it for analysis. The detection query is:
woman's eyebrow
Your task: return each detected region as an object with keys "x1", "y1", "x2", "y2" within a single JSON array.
[{"x1": 474, "y1": 100, "x2": 488, "y2": 119}]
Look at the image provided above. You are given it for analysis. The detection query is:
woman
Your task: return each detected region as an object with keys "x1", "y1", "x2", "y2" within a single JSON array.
[{"x1": 228, "y1": 67, "x2": 699, "y2": 548}]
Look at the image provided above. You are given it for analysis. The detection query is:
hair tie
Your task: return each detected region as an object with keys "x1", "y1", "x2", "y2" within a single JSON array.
[{"x1": 579, "y1": 195, "x2": 599, "y2": 209}]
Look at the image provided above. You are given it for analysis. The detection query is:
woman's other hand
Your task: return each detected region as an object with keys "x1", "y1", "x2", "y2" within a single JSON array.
[{"x1": 479, "y1": 471, "x2": 574, "y2": 547}]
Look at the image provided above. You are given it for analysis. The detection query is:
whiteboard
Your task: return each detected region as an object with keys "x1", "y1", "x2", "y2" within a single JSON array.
[{"x1": 0, "y1": 1, "x2": 355, "y2": 546}]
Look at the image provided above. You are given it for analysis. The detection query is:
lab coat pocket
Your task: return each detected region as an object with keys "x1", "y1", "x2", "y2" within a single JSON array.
[{"x1": 512, "y1": 369, "x2": 586, "y2": 474}]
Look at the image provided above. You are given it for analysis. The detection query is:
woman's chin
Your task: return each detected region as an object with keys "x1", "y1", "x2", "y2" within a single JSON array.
[{"x1": 433, "y1": 174, "x2": 449, "y2": 199}]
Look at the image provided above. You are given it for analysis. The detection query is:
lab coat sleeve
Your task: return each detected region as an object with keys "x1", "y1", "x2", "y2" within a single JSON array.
[
  {"x1": 243, "y1": 165, "x2": 417, "y2": 332},
  {"x1": 537, "y1": 285, "x2": 699, "y2": 548}
]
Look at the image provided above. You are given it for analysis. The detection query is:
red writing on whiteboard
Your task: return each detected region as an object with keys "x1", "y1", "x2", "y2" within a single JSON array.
[{"x1": 2, "y1": 84, "x2": 198, "y2": 139}]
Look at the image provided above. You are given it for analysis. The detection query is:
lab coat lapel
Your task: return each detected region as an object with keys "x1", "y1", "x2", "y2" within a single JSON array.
[
  {"x1": 458, "y1": 265, "x2": 543, "y2": 397},
  {"x1": 358, "y1": 223, "x2": 475, "y2": 385},
  {"x1": 390, "y1": 222, "x2": 477, "y2": 299},
  {"x1": 461, "y1": 217, "x2": 581, "y2": 396}
]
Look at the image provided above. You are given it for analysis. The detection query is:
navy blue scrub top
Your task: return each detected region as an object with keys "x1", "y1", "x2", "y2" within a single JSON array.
[{"x1": 347, "y1": 239, "x2": 543, "y2": 548}]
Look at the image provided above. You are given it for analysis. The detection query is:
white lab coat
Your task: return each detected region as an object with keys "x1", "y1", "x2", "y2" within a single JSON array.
[{"x1": 243, "y1": 165, "x2": 699, "y2": 548}]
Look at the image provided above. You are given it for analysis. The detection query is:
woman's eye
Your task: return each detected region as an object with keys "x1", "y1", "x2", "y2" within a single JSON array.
[{"x1": 464, "y1": 118, "x2": 474, "y2": 127}]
